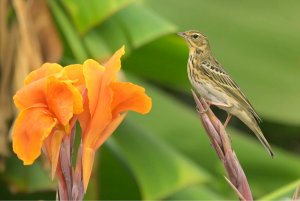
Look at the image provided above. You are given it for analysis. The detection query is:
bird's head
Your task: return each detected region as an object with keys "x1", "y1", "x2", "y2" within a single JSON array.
[{"x1": 178, "y1": 30, "x2": 209, "y2": 53}]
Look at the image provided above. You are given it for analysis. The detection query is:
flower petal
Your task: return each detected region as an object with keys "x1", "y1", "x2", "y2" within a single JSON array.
[
  {"x1": 43, "y1": 129, "x2": 65, "y2": 179},
  {"x1": 78, "y1": 93, "x2": 90, "y2": 135},
  {"x1": 82, "y1": 146, "x2": 95, "y2": 192},
  {"x1": 63, "y1": 64, "x2": 86, "y2": 93},
  {"x1": 12, "y1": 107, "x2": 57, "y2": 165},
  {"x1": 82, "y1": 59, "x2": 112, "y2": 148},
  {"x1": 94, "y1": 113, "x2": 126, "y2": 150},
  {"x1": 25, "y1": 63, "x2": 63, "y2": 85},
  {"x1": 82, "y1": 59, "x2": 105, "y2": 114},
  {"x1": 104, "y1": 46, "x2": 125, "y2": 82},
  {"x1": 67, "y1": 82, "x2": 84, "y2": 115},
  {"x1": 110, "y1": 82, "x2": 152, "y2": 117},
  {"x1": 46, "y1": 76, "x2": 83, "y2": 126},
  {"x1": 14, "y1": 78, "x2": 47, "y2": 110}
]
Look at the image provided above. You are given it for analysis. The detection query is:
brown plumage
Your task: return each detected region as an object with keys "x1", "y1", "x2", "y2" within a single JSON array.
[{"x1": 178, "y1": 30, "x2": 274, "y2": 157}]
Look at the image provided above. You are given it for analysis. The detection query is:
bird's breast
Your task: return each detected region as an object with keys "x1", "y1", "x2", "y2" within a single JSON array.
[{"x1": 187, "y1": 60, "x2": 230, "y2": 106}]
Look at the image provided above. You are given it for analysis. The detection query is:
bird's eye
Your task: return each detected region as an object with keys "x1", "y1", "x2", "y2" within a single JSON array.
[{"x1": 193, "y1": 34, "x2": 199, "y2": 39}]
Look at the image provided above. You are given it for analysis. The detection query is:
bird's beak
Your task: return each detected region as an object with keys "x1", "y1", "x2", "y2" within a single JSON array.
[{"x1": 177, "y1": 32, "x2": 186, "y2": 38}]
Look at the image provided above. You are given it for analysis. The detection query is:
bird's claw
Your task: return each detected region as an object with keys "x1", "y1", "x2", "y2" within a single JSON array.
[
  {"x1": 200, "y1": 106, "x2": 209, "y2": 114},
  {"x1": 196, "y1": 106, "x2": 209, "y2": 114}
]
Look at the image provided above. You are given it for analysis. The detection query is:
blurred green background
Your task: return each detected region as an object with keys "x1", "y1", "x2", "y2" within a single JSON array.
[{"x1": 1, "y1": 0, "x2": 300, "y2": 200}]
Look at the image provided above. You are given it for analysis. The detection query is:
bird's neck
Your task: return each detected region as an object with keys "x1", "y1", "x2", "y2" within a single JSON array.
[{"x1": 189, "y1": 46, "x2": 211, "y2": 60}]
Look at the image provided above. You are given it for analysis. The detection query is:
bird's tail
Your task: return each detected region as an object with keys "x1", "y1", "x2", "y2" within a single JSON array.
[
  {"x1": 237, "y1": 110, "x2": 274, "y2": 157},
  {"x1": 251, "y1": 124, "x2": 274, "y2": 157}
]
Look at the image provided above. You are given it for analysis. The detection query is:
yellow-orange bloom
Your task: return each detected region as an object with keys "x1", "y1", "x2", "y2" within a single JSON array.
[
  {"x1": 12, "y1": 46, "x2": 152, "y2": 192},
  {"x1": 13, "y1": 63, "x2": 84, "y2": 178},
  {"x1": 78, "y1": 47, "x2": 152, "y2": 190}
]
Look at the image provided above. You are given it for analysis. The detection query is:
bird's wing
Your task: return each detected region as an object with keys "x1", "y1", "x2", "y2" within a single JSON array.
[{"x1": 200, "y1": 60, "x2": 262, "y2": 122}]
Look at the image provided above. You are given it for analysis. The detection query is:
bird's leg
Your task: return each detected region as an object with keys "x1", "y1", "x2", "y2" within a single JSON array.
[
  {"x1": 223, "y1": 114, "x2": 232, "y2": 128},
  {"x1": 222, "y1": 114, "x2": 233, "y2": 142}
]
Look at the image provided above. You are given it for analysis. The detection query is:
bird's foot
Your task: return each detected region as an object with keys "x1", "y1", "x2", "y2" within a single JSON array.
[
  {"x1": 196, "y1": 104, "x2": 210, "y2": 114},
  {"x1": 200, "y1": 106, "x2": 209, "y2": 114}
]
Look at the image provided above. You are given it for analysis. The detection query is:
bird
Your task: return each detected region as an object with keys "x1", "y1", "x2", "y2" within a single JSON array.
[{"x1": 178, "y1": 30, "x2": 274, "y2": 157}]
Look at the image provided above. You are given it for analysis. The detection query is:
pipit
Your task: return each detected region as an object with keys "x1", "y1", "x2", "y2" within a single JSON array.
[{"x1": 178, "y1": 30, "x2": 274, "y2": 157}]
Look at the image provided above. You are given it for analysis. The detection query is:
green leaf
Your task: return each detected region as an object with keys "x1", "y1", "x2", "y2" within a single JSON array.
[
  {"x1": 97, "y1": 143, "x2": 141, "y2": 200},
  {"x1": 83, "y1": 18, "x2": 131, "y2": 60},
  {"x1": 259, "y1": 180, "x2": 300, "y2": 200},
  {"x1": 166, "y1": 184, "x2": 224, "y2": 200},
  {"x1": 123, "y1": 35, "x2": 189, "y2": 91},
  {"x1": 116, "y1": 3, "x2": 176, "y2": 48},
  {"x1": 4, "y1": 157, "x2": 55, "y2": 192},
  {"x1": 108, "y1": 120, "x2": 210, "y2": 200},
  {"x1": 230, "y1": 132, "x2": 300, "y2": 197},
  {"x1": 60, "y1": 0, "x2": 135, "y2": 34},
  {"x1": 83, "y1": 3, "x2": 176, "y2": 60},
  {"x1": 48, "y1": 0, "x2": 88, "y2": 62}
]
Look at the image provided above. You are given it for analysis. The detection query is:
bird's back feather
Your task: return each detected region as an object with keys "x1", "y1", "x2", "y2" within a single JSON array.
[{"x1": 200, "y1": 59, "x2": 262, "y2": 123}]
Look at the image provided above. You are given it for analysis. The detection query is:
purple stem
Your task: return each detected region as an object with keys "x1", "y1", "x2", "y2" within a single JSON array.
[{"x1": 191, "y1": 89, "x2": 253, "y2": 201}]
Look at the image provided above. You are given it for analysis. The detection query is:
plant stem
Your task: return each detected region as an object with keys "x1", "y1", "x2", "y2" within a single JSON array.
[{"x1": 191, "y1": 89, "x2": 253, "y2": 201}]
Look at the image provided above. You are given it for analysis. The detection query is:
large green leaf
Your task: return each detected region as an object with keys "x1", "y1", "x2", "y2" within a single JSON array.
[
  {"x1": 259, "y1": 180, "x2": 300, "y2": 200},
  {"x1": 83, "y1": 3, "x2": 176, "y2": 60},
  {"x1": 48, "y1": 0, "x2": 88, "y2": 62},
  {"x1": 83, "y1": 15, "x2": 131, "y2": 61},
  {"x1": 166, "y1": 184, "x2": 224, "y2": 200},
  {"x1": 142, "y1": 0, "x2": 300, "y2": 125},
  {"x1": 60, "y1": 0, "x2": 135, "y2": 34},
  {"x1": 107, "y1": 120, "x2": 210, "y2": 200},
  {"x1": 123, "y1": 35, "x2": 189, "y2": 90},
  {"x1": 3, "y1": 157, "x2": 55, "y2": 192},
  {"x1": 98, "y1": 143, "x2": 141, "y2": 200},
  {"x1": 115, "y1": 3, "x2": 176, "y2": 48}
]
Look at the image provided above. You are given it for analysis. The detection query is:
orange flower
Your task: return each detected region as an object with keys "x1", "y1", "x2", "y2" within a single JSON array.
[
  {"x1": 78, "y1": 46, "x2": 152, "y2": 191},
  {"x1": 12, "y1": 46, "x2": 152, "y2": 192},
  {"x1": 13, "y1": 63, "x2": 84, "y2": 177}
]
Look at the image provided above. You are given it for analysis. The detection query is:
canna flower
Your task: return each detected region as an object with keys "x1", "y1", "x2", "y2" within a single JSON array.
[
  {"x1": 79, "y1": 47, "x2": 152, "y2": 190},
  {"x1": 12, "y1": 46, "x2": 152, "y2": 196},
  {"x1": 13, "y1": 63, "x2": 84, "y2": 177}
]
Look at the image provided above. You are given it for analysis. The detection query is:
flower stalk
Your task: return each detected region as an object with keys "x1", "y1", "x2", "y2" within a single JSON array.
[{"x1": 191, "y1": 89, "x2": 253, "y2": 201}]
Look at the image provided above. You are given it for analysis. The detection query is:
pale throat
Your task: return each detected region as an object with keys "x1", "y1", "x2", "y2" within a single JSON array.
[
  {"x1": 189, "y1": 47, "x2": 207, "y2": 60},
  {"x1": 189, "y1": 43, "x2": 208, "y2": 53}
]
